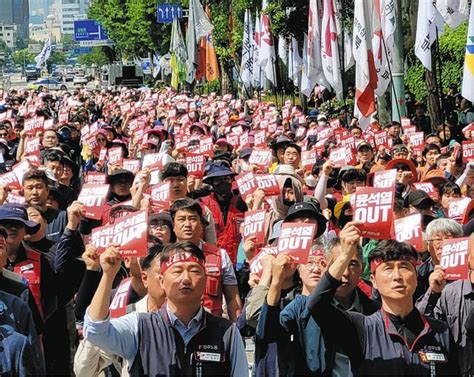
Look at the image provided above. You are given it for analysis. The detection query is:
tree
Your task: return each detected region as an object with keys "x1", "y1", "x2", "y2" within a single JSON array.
[
  {"x1": 77, "y1": 47, "x2": 110, "y2": 67},
  {"x1": 12, "y1": 49, "x2": 35, "y2": 65}
]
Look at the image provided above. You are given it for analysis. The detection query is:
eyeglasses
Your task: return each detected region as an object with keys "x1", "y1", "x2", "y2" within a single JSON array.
[
  {"x1": 150, "y1": 224, "x2": 170, "y2": 231},
  {"x1": 304, "y1": 258, "x2": 327, "y2": 272},
  {"x1": 426, "y1": 235, "x2": 454, "y2": 246}
]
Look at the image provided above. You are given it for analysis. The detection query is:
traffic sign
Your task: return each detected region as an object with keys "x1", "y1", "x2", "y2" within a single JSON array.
[
  {"x1": 142, "y1": 58, "x2": 151, "y2": 74},
  {"x1": 157, "y1": 3, "x2": 183, "y2": 23},
  {"x1": 74, "y1": 47, "x2": 93, "y2": 55},
  {"x1": 74, "y1": 19, "x2": 110, "y2": 42}
]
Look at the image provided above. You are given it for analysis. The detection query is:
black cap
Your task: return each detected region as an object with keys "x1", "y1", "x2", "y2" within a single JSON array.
[
  {"x1": 284, "y1": 201, "x2": 327, "y2": 238},
  {"x1": 106, "y1": 169, "x2": 135, "y2": 184},
  {"x1": 149, "y1": 212, "x2": 173, "y2": 225},
  {"x1": 405, "y1": 190, "x2": 434, "y2": 208},
  {"x1": 239, "y1": 148, "x2": 253, "y2": 159},
  {"x1": 161, "y1": 162, "x2": 188, "y2": 180}
]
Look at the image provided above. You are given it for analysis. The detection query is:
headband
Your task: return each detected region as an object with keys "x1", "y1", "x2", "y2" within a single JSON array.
[
  {"x1": 370, "y1": 255, "x2": 417, "y2": 274},
  {"x1": 160, "y1": 251, "x2": 206, "y2": 274}
]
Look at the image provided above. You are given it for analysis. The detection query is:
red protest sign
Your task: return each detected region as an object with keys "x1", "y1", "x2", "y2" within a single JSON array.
[
  {"x1": 353, "y1": 186, "x2": 395, "y2": 239},
  {"x1": 448, "y1": 197, "x2": 471, "y2": 223},
  {"x1": 277, "y1": 222, "x2": 316, "y2": 264},
  {"x1": 239, "y1": 132, "x2": 250, "y2": 147},
  {"x1": 226, "y1": 133, "x2": 239, "y2": 147},
  {"x1": 25, "y1": 137, "x2": 41, "y2": 157},
  {"x1": 409, "y1": 132, "x2": 425, "y2": 154},
  {"x1": 403, "y1": 125, "x2": 417, "y2": 136},
  {"x1": 90, "y1": 210, "x2": 148, "y2": 257},
  {"x1": 249, "y1": 149, "x2": 273, "y2": 169},
  {"x1": 374, "y1": 130, "x2": 390, "y2": 149},
  {"x1": 199, "y1": 136, "x2": 214, "y2": 158},
  {"x1": 6, "y1": 192, "x2": 26, "y2": 205},
  {"x1": 109, "y1": 278, "x2": 132, "y2": 318},
  {"x1": 340, "y1": 135, "x2": 356, "y2": 150},
  {"x1": 440, "y1": 238, "x2": 470, "y2": 280},
  {"x1": 58, "y1": 111, "x2": 69, "y2": 124},
  {"x1": 186, "y1": 153, "x2": 206, "y2": 178},
  {"x1": 394, "y1": 214, "x2": 423, "y2": 251},
  {"x1": 254, "y1": 174, "x2": 281, "y2": 196},
  {"x1": 400, "y1": 117, "x2": 411, "y2": 128},
  {"x1": 254, "y1": 130, "x2": 267, "y2": 148},
  {"x1": 329, "y1": 118, "x2": 341, "y2": 129},
  {"x1": 122, "y1": 159, "x2": 141, "y2": 174},
  {"x1": 0, "y1": 171, "x2": 21, "y2": 189},
  {"x1": 85, "y1": 172, "x2": 107, "y2": 185},
  {"x1": 235, "y1": 171, "x2": 257, "y2": 199},
  {"x1": 108, "y1": 147, "x2": 123, "y2": 166},
  {"x1": 329, "y1": 146, "x2": 356, "y2": 167},
  {"x1": 318, "y1": 127, "x2": 334, "y2": 141},
  {"x1": 242, "y1": 210, "x2": 266, "y2": 245},
  {"x1": 12, "y1": 160, "x2": 31, "y2": 183},
  {"x1": 462, "y1": 140, "x2": 474, "y2": 163},
  {"x1": 373, "y1": 169, "x2": 397, "y2": 188},
  {"x1": 150, "y1": 182, "x2": 171, "y2": 211},
  {"x1": 24, "y1": 117, "x2": 43, "y2": 135},
  {"x1": 302, "y1": 149, "x2": 318, "y2": 171},
  {"x1": 78, "y1": 184, "x2": 110, "y2": 220},
  {"x1": 413, "y1": 182, "x2": 439, "y2": 201},
  {"x1": 142, "y1": 152, "x2": 167, "y2": 170},
  {"x1": 249, "y1": 246, "x2": 279, "y2": 276}
]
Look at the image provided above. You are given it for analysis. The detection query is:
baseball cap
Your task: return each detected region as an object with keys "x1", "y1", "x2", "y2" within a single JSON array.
[
  {"x1": 284, "y1": 201, "x2": 327, "y2": 238},
  {"x1": 0, "y1": 204, "x2": 41, "y2": 234},
  {"x1": 405, "y1": 190, "x2": 434, "y2": 209}
]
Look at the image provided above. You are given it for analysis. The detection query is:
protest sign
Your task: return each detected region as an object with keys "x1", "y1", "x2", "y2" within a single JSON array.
[
  {"x1": 329, "y1": 146, "x2": 356, "y2": 167},
  {"x1": 90, "y1": 210, "x2": 148, "y2": 257},
  {"x1": 353, "y1": 187, "x2": 395, "y2": 239},
  {"x1": 373, "y1": 169, "x2": 397, "y2": 188},
  {"x1": 226, "y1": 133, "x2": 239, "y2": 147},
  {"x1": 249, "y1": 247, "x2": 279, "y2": 276},
  {"x1": 277, "y1": 222, "x2": 316, "y2": 264},
  {"x1": 329, "y1": 118, "x2": 341, "y2": 129},
  {"x1": 141, "y1": 153, "x2": 165, "y2": 170},
  {"x1": 25, "y1": 137, "x2": 41, "y2": 157},
  {"x1": 78, "y1": 184, "x2": 110, "y2": 220},
  {"x1": 122, "y1": 159, "x2": 141, "y2": 174},
  {"x1": 200, "y1": 136, "x2": 214, "y2": 158},
  {"x1": 242, "y1": 210, "x2": 266, "y2": 245},
  {"x1": 186, "y1": 153, "x2": 205, "y2": 178},
  {"x1": 413, "y1": 182, "x2": 438, "y2": 201},
  {"x1": 0, "y1": 171, "x2": 21, "y2": 189},
  {"x1": 109, "y1": 278, "x2": 132, "y2": 318},
  {"x1": 249, "y1": 149, "x2": 273, "y2": 169},
  {"x1": 254, "y1": 130, "x2": 267, "y2": 148},
  {"x1": 6, "y1": 192, "x2": 26, "y2": 205},
  {"x1": 24, "y1": 117, "x2": 43, "y2": 135},
  {"x1": 394, "y1": 214, "x2": 424, "y2": 251},
  {"x1": 239, "y1": 132, "x2": 250, "y2": 147},
  {"x1": 409, "y1": 132, "x2": 425, "y2": 154},
  {"x1": 400, "y1": 117, "x2": 411, "y2": 128},
  {"x1": 254, "y1": 174, "x2": 281, "y2": 196},
  {"x1": 150, "y1": 182, "x2": 171, "y2": 211},
  {"x1": 84, "y1": 171, "x2": 107, "y2": 185},
  {"x1": 440, "y1": 238, "x2": 470, "y2": 280},
  {"x1": 235, "y1": 171, "x2": 257, "y2": 199},
  {"x1": 374, "y1": 130, "x2": 390, "y2": 149},
  {"x1": 448, "y1": 197, "x2": 472, "y2": 223},
  {"x1": 12, "y1": 160, "x2": 31, "y2": 183},
  {"x1": 302, "y1": 149, "x2": 318, "y2": 171},
  {"x1": 108, "y1": 147, "x2": 123, "y2": 166},
  {"x1": 462, "y1": 140, "x2": 474, "y2": 163}
]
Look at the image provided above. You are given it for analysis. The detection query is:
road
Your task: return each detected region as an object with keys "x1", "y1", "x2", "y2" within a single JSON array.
[{"x1": 3, "y1": 73, "x2": 96, "y2": 91}]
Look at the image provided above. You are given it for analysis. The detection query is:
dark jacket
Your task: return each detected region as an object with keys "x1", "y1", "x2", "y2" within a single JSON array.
[{"x1": 308, "y1": 271, "x2": 459, "y2": 376}]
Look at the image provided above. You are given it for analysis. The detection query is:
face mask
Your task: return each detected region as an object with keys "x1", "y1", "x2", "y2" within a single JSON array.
[
  {"x1": 304, "y1": 175, "x2": 318, "y2": 188},
  {"x1": 212, "y1": 182, "x2": 232, "y2": 196},
  {"x1": 318, "y1": 121, "x2": 327, "y2": 127},
  {"x1": 283, "y1": 198, "x2": 295, "y2": 206}
]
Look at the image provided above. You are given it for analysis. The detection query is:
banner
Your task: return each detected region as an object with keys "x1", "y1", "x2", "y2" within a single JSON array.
[
  {"x1": 277, "y1": 222, "x2": 316, "y2": 264},
  {"x1": 242, "y1": 210, "x2": 266, "y2": 245},
  {"x1": 78, "y1": 184, "x2": 110, "y2": 220},
  {"x1": 394, "y1": 213, "x2": 423, "y2": 251},
  {"x1": 90, "y1": 210, "x2": 148, "y2": 257},
  {"x1": 353, "y1": 186, "x2": 395, "y2": 239},
  {"x1": 440, "y1": 238, "x2": 470, "y2": 280},
  {"x1": 150, "y1": 182, "x2": 171, "y2": 211},
  {"x1": 186, "y1": 153, "x2": 206, "y2": 178},
  {"x1": 373, "y1": 169, "x2": 397, "y2": 188}
]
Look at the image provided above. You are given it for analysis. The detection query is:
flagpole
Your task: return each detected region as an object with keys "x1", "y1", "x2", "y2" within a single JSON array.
[
  {"x1": 271, "y1": 57, "x2": 280, "y2": 109},
  {"x1": 435, "y1": 27, "x2": 446, "y2": 124},
  {"x1": 380, "y1": 33, "x2": 401, "y2": 122}
]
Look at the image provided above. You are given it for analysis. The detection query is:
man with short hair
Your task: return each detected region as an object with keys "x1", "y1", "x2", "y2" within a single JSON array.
[
  {"x1": 170, "y1": 199, "x2": 242, "y2": 320},
  {"x1": 308, "y1": 224, "x2": 459, "y2": 375},
  {"x1": 84, "y1": 242, "x2": 248, "y2": 376},
  {"x1": 283, "y1": 143, "x2": 301, "y2": 170}
]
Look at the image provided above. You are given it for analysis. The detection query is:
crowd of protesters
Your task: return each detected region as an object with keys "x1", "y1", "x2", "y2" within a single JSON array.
[{"x1": 0, "y1": 85, "x2": 472, "y2": 377}]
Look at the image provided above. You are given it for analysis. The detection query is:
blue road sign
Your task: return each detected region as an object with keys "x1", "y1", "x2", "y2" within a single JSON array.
[
  {"x1": 157, "y1": 3, "x2": 183, "y2": 23},
  {"x1": 74, "y1": 20, "x2": 109, "y2": 42},
  {"x1": 73, "y1": 47, "x2": 93, "y2": 55}
]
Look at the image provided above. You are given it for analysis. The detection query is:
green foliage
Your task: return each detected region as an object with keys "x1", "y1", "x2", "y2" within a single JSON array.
[
  {"x1": 406, "y1": 23, "x2": 467, "y2": 101},
  {"x1": 77, "y1": 47, "x2": 110, "y2": 66},
  {"x1": 12, "y1": 49, "x2": 35, "y2": 65}
]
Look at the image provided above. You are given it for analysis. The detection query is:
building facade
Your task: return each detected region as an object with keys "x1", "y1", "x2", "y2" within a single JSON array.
[
  {"x1": 0, "y1": 0, "x2": 29, "y2": 41},
  {"x1": 0, "y1": 24, "x2": 17, "y2": 49},
  {"x1": 59, "y1": 0, "x2": 90, "y2": 35}
]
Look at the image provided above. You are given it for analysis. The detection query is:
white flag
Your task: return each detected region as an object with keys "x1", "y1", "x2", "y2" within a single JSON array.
[
  {"x1": 259, "y1": 13, "x2": 277, "y2": 86},
  {"x1": 307, "y1": 0, "x2": 328, "y2": 86},
  {"x1": 35, "y1": 37, "x2": 52, "y2": 69},
  {"x1": 253, "y1": 13, "x2": 262, "y2": 88},
  {"x1": 321, "y1": 0, "x2": 342, "y2": 95},
  {"x1": 344, "y1": 28, "x2": 355, "y2": 71},
  {"x1": 353, "y1": 0, "x2": 377, "y2": 118},
  {"x1": 436, "y1": 0, "x2": 469, "y2": 28},
  {"x1": 288, "y1": 37, "x2": 302, "y2": 85},
  {"x1": 240, "y1": 9, "x2": 254, "y2": 88},
  {"x1": 301, "y1": 34, "x2": 318, "y2": 97},
  {"x1": 415, "y1": 0, "x2": 445, "y2": 71},
  {"x1": 461, "y1": 1, "x2": 474, "y2": 101},
  {"x1": 278, "y1": 35, "x2": 288, "y2": 66}
]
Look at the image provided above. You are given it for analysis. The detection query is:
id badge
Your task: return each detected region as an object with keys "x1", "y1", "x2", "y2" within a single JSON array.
[
  {"x1": 418, "y1": 351, "x2": 447, "y2": 364},
  {"x1": 194, "y1": 351, "x2": 224, "y2": 363}
]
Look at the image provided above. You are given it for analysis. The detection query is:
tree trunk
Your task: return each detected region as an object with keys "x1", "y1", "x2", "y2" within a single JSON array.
[
  {"x1": 220, "y1": 60, "x2": 232, "y2": 95},
  {"x1": 425, "y1": 70, "x2": 442, "y2": 129}
]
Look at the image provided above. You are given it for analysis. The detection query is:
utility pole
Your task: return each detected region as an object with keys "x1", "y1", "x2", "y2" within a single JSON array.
[{"x1": 391, "y1": 0, "x2": 407, "y2": 121}]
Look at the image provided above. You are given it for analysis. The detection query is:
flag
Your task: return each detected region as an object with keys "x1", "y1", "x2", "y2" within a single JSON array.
[
  {"x1": 436, "y1": 0, "x2": 469, "y2": 28},
  {"x1": 321, "y1": 0, "x2": 342, "y2": 95},
  {"x1": 462, "y1": 1, "x2": 474, "y2": 101},
  {"x1": 353, "y1": 0, "x2": 378, "y2": 118},
  {"x1": 259, "y1": 13, "x2": 277, "y2": 86},
  {"x1": 288, "y1": 37, "x2": 302, "y2": 85},
  {"x1": 253, "y1": 13, "x2": 262, "y2": 88},
  {"x1": 170, "y1": 17, "x2": 187, "y2": 90},
  {"x1": 278, "y1": 35, "x2": 288, "y2": 67},
  {"x1": 307, "y1": 0, "x2": 327, "y2": 87},
  {"x1": 301, "y1": 34, "x2": 318, "y2": 97},
  {"x1": 373, "y1": 0, "x2": 395, "y2": 96},
  {"x1": 344, "y1": 28, "x2": 355, "y2": 71},
  {"x1": 35, "y1": 36, "x2": 52, "y2": 68},
  {"x1": 415, "y1": 0, "x2": 445, "y2": 71},
  {"x1": 205, "y1": 34, "x2": 219, "y2": 81},
  {"x1": 241, "y1": 9, "x2": 254, "y2": 88}
]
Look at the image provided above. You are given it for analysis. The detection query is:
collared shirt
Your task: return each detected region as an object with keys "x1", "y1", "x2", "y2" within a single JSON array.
[
  {"x1": 166, "y1": 304, "x2": 203, "y2": 346},
  {"x1": 333, "y1": 289, "x2": 364, "y2": 313}
]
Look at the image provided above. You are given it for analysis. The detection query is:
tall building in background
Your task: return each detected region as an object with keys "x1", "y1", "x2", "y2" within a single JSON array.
[
  {"x1": 0, "y1": 0, "x2": 29, "y2": 40},
  {"x1": 59, "y1": 0, "x2": 90, "y2": 35}
]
